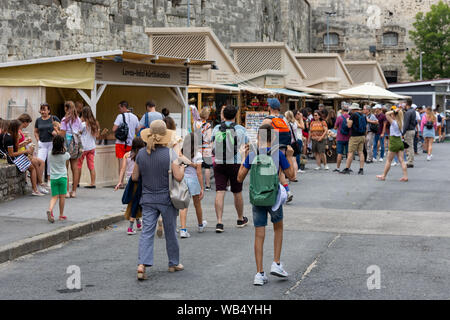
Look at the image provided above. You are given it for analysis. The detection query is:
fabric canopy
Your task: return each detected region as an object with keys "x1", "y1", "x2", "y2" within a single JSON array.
[
  {"x1": 0, "y1": 59, "x2": 95, "y2": 90},
  {"x1": 190, "y1": 82, "x2": 240, "y2": 92},
  {"x1": 239, "y1": 85, "x2": 275, "y2": 95},
  {"x1": 338, "y1": 82, "x2": 408, "y2": 100},
  {"x1": 269, "y1": 88, "x2": 313, "y2": 98}
]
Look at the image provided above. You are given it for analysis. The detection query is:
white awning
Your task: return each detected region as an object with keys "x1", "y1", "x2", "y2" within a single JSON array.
[{"x1": 190, "y1": 82, "x2": 240, "y2": 92}]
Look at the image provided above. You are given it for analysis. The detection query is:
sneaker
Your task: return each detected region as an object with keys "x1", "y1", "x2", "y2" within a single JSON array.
[
  {"x1": 46, "y1": 210, "x2": 54, "y2": 223},
  {"x1": 358, "y1": 168, "x2": 364, "y2": 175},
  {"x1": 253, "y1": 272, "x2": 269, "y2": 286},
  {"x1": 127, "y1": 227, "x2": 136, "y2": 235},
  {"x1": 407, "y1": 164, "x2": 414, "y2": 168},
  {"x1": 236, "y1": 216, "x2": 249, "y2": 228},
  {"x1": 286, "y1": 191, "x2": 293, "y2": 203},
  {"x1": 379, "y1": 158, "x2": 384, "y2": 162},
  {"x1": 366, "y1": 160, "x2": 373, "y2": 164},
  {"x1": 297, "y1": 169, "x2": 305, "y2": 173},
  {"x1": 198, "y1": 220, "x2": 208, "y2": 233},
  {"x1": 32, "y1": 191, "x2": 45, "y2": 196},
  {"x1": 392, "y1": 162, "x2": 398, "y2": 166},
  {"x1": 215, "y1": 223, "x2": 224, "y2": 233},
  {"x1": 314, "y1": 166, "x2": 322, "y2": 170},
  {"x1": 180, "y1": 229, "x2": 191, "y2": 238},
  {"x1": 324, "y1": 165, "x2": 329, "y2": 170},
  {"x1": 340, "y1": 168, "x2": 351, "y2": 174},
  {"x1": 427, "y1": 155, "x2": 431, "y2": 161},
  {"x1": 270, "y1": 261, "x2": 288, "y2": 278},
  {"x1": 205, "y1": 186, "x2": 211, "y2": 191},
  {"x1": 136, "y1": 221, "x2": 142, "y2": 231},
  {"x1": 38, "y1": 186, "x2": 49, "y2": 194},
  {"x1": 333, "y1": 168, "x2": 340, "y2": 172}
]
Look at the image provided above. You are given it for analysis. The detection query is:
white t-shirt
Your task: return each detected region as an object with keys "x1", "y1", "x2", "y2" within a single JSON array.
[
  {"x1": 114, "y1": 112, "x2": 139, "y2": 145},
  {"x1": 80, "y1": 122, "x2": 96, "y2": 151},
  {"x1": 184, "y1": 152, "x2": 203, "y2": 178}
]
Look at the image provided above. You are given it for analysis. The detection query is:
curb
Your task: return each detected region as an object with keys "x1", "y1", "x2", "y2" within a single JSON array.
[{"x1": 0, "y1": 213, "x2": 125, "y2": 264}]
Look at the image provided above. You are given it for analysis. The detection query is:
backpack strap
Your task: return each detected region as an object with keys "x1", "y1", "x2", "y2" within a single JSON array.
[{"x1": 144, "y1": 112, "x2": 149, "y2": 128}]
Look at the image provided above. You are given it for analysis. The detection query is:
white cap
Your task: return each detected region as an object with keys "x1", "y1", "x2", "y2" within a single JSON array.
[{"x1": 412, "y1": 104, "x2": 418, "y2": 109}]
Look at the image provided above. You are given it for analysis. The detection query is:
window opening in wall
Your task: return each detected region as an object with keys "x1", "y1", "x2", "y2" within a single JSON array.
[
  {"x1": 324, "y1": 33, "x2": 339, "y2": 46},
  {"x1": 383, "y1": 32, "x2": 398, "y2": 46},
  {"x1": 384, "y1": 70, "x2": 398, "y2": 83}
]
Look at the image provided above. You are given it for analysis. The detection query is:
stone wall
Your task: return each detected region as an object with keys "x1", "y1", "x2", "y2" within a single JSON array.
[
  {"x1": 0, "y1": 0, "x2": 311, "y2": 63},
  {"x1": 0, "y1": 163, "x2": 29, "y2": 202},
  {"x1": 308, "y1": 0, "x2": 442, "y2": 83}
]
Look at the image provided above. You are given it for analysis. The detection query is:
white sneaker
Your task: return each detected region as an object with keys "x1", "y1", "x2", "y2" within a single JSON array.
[
  {"x1": 31, "y1": 191, "x2": 45, "y2": 197},
  {"x1": 198, "y1": 220, "x2": 208, "y2": 233},
  {"x1": 379, "y1": 158, "x2": 384, "y2": 162},
  {"x1": 297, "y1": 169, "x2": 305, "y2": 173},
  {"x1": 427, "y1": 155, "x2": 431, "y2": 161},
  {"x1": 253, "y1": 272, "x2": 268, "y2": 286},
  {"x1": 324, "y1": 165, "x2": 329, "y2": 170},
  {"x1": 314, "y1": 166, "x2": 322, "y2": 170},
  {"x1": 38, "y1": 186, "x2": 49, "y2": 194},
  {"x1": 180, "y1": 230, "x2": 191, "y2": 238},
  {"x1": 286, "y1": 191, "x2": 293, "y2": 203},
  {"x1": 392, "y1": 162, "x2": 398, "y2": 166},
  {"x1": 270, "y1": 261, "x2": 288, "y2": 278}
]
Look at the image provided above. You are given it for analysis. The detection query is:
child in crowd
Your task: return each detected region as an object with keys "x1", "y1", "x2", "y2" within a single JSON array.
[
  {"x1": 77, "y1": 106, "x2": 99, "y2": 188},
  {"x1": 115, "y1": 137, "x2": 146, "y2": 235},
  {"x1": 178, "y1": 132, "x2": 207, "y2": 238},
  {"x1": 46, "y1": 135, "x2": 70, "y2": 223},
  {"x1": 237, "y1": 124, "x2": 295, "y2": 286}
]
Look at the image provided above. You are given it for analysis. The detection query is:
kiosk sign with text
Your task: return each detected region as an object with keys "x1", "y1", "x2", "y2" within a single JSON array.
[{"x1": 95, "y1": 60, "x2": 188, "y2": 86}]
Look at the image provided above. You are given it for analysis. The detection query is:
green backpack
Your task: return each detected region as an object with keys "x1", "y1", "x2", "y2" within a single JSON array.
[{"x1": 249, "y1": 150, "x2": 279, "y2": 207}]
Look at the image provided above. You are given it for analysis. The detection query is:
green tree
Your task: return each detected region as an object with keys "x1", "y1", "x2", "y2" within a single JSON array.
[{"x1": 404, "y1": 1, "x2": 450, "y2": 80}]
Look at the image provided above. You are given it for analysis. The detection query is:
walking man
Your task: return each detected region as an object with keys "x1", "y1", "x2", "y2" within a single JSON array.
[
  {"x1": 373, "y1": 104, "x2": 387, "y2": 162},
  {"x1": 341, "y1": 103, "x2": 366, "y2": 175},
  {"x1": 262, "y1": 98, "x2": 294, "y2": 202},
  {"x1": 402, "y1": 100, "x2": 417, "y2": 168},
  {"x1": 333, "y1": 104, "x2": 351, "y2": 172},
  {"x1": 364, "y1": 105, "x2": 379, "y2": 164},
  {"x1": 212, "y1": 105, "x2": 249, "y2": 233}
]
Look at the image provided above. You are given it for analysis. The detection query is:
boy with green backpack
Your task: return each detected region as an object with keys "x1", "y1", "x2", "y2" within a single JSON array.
[{"x1": 237, "y1": 124, "x2": 295, "y2": 286}]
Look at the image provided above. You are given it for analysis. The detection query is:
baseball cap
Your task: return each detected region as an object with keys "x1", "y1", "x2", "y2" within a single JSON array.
[
  {"x1": 267, "y1": 98, "x2": 281, "y2": 110},
  {"x1": 412, "y1": 104, "x2": 418, "y2": 109},
  {"x1": 373, "y1": 104, "x2": 382, "y2": 109}
]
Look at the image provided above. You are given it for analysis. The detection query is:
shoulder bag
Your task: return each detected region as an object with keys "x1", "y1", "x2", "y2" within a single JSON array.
[
  {"x1": 67, "y1": 121, "x2": 83, "y2": 159},
  {"x1": 168, "y1": 150, "x2": 190, "y2": 210}
]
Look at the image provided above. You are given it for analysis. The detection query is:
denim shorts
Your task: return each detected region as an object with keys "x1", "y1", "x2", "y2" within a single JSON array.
[
  {"x1": 336, "y1": 141, "x2": 349, "y2": 155},
  {"x1": 184, "y1": 175, "x2": 201, "y2": 196},
  {"x1": 252, "y1": 205, "x2": 283, "y2": 227}
]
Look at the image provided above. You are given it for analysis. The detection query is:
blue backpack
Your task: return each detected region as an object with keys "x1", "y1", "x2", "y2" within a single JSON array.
[
  {"x1": 340, "y1": 115, "x2": 350, "y2": 136},
  {"x1": 354, "y1": 113, "x2": 367, "y2": 135}
]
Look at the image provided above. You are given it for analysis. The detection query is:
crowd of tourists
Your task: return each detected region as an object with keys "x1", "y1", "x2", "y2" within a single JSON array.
[{"x1": 0, "y1": 96, "x2": 445, "y2": 286}]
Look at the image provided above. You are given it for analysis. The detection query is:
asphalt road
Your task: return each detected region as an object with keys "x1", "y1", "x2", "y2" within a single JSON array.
[{"x1": 1, "y1": 143, "x2": 449, "y2": 300}]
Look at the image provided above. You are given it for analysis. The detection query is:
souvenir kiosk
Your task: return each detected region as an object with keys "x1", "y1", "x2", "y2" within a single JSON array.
[{"x1": 0, "y1": 50, "x2": 214, "y2": 186}]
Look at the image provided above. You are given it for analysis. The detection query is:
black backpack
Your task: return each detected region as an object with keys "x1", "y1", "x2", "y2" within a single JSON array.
[
  {"x1": 369, "y1": 121, "x2": 379, "y2": 133},
  {"x1": 425, "y1": 121, "x2": 434, "y2": 130},
  {"x1": 115, "y1": 113, "x2": 129, "y2": 144}
]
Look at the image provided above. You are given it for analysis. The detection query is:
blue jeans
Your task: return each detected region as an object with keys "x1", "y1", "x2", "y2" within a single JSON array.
[
  {"x1": 373, "y1": 134, "x2": 385, "y2": 159},
  {"x1": 295, "y1": 139, "x2": 303, "y2": 168}
]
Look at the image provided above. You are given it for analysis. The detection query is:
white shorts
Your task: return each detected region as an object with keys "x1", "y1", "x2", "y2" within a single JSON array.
[{"x1": 37, "y1": 141, "x2": 52, "y2": 175}]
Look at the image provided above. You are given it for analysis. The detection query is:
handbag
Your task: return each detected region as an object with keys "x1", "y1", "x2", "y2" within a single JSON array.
[
  {"x1": 287, "y1": 122, "x2": 301, "y2": 156},
  {"x1": 0, "y1": 148, "x2": 31, "y2": 172},
  {"x1": 67, "y1": 121, "x2": 83, "y2": 159},
  {"x1": 168, "y1": 150, "x2": 190, "y2": 210}
]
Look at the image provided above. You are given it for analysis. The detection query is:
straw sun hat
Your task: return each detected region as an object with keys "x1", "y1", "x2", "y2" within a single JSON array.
[{"x1": 140, "y1": 120, "x2": 175, "y2": 154}]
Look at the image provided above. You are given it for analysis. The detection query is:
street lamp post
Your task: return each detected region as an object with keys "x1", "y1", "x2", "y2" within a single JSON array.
[
  {"x1": 187, "y1": 0, "x2": 190, "y2": 27},
  {"x1": 420, "y1": 51, "x2": 425, "y2": 80},
  {"x1": 325, "y1": 11, "x2": 337, "y2": 53}
]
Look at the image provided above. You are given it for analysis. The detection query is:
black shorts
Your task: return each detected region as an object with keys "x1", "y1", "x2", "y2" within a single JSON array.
[{"x1": 202, "y1": 157, "x2": 213, "y2": 169}]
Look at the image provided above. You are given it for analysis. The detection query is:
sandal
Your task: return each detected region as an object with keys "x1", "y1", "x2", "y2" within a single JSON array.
[
  {"x1": 399, "y1": 177, "x2": 409, "y2": 182},
  {"x1": 376, "y1": 175, "x2": 385, "y2": 181},
  {"x1": 65, "y1": 193, "x2": 70, "y2": 199},
  {"x1": 168, "y1": 264, "x2": 184, "y2": 273},
  {"x1": 70, "y1": 192, "x2": 76, "y2": 198},
  {"x1": 59, "y1": 216, "x2": 67, "y2": 221},
  {"x1": 46, "y1": 210, "x2": 55, "y2": 223},
  {"x1": 137, "y1": 265, "x2": 147, "y2": 281}
]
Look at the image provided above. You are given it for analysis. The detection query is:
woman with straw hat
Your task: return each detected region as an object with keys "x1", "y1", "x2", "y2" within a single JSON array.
[{"x1": 132, "y1": 120, "x2": 186, "y2": 280}]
